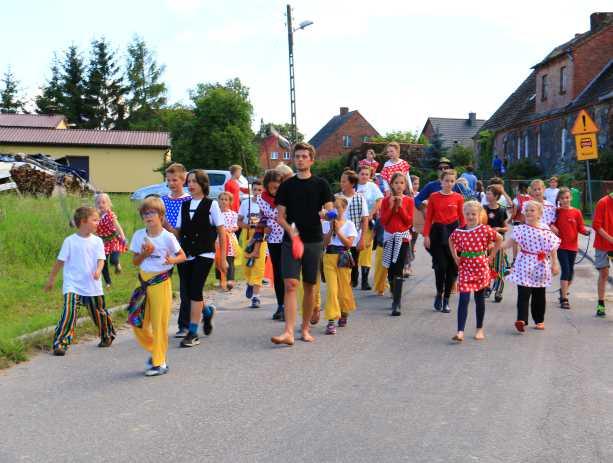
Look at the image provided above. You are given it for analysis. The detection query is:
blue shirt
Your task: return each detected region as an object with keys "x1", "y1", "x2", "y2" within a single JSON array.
[
  {"x1": 492, "y1": 157, "x2": 503, "y2": 171},
  {"x1": 414, "y1": 180, "x2": 473, "y2": 209},
  {"x1": 460, "y1": 172, "x2": 477, "y2": 191},
  {"x1": 162, "y1": 194, "x2": 192, "y2": 228}
]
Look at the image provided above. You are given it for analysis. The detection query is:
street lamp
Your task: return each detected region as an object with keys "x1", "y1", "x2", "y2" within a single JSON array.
[{"x1": 286, "y1": 4, "x2": 313, "y2": 144}]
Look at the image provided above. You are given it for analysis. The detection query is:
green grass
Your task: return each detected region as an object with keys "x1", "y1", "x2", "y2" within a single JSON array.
[{"x1": 0, "y1": 193, "x2": 231, "y2": 367}]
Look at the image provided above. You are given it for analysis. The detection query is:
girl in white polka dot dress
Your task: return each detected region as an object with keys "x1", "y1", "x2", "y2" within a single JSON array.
[
  {"x1": 506, "y1": 200, "x2": 560, "y2": 332},
  {"x1": 217, "y1": 192, "x2": 240, "y2": 290},
  {"x1": 449, "y1": 201, "x2": 502, "y2": 342}
]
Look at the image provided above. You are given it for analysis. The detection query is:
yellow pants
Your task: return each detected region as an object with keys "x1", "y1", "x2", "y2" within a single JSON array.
[
  {"x1": 358, "y1": 226, "x2": 374, "y2": 268},
  {"x1": 373, "y1": 246, "x2": 388, "y2": 294},
  {"x1": 132, "y1": 271, "x2": 173, "y2": 367},
  {"x1": 298, "y1": 275, "x2": 321, "y2": 314},
  {"x1": 323, "y1": 253, "x2": 356, "y2": 320},
  {"x1": 244, "y1": 241, "x2": 268, "y2": 286}
]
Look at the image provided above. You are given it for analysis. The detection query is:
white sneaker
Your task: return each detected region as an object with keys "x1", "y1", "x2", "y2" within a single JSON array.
[{"x1": 145, "y1": 364, "x2": 168, "y2": 377}]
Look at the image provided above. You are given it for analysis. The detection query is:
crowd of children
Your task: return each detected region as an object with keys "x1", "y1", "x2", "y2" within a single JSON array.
[{"x1": 44, "y1": 144, "x2": 613, "y2": 376}]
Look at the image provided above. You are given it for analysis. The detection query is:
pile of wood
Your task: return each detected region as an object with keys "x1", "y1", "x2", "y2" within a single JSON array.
[{"x1": 8, "y1": 163, "x2": 92, "y2": 196}]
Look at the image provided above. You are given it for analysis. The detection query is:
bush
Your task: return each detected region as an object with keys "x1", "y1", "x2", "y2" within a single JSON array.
[
  {"x1": 590, "y1": 148, "x2": 613, "y2": 180},
  {"x1": 449, "y1": 144, "x2": 475, "y2": 169},
  {"x1": 312, "y1": 153, "x2": 349, "y2": 191},
  {"x1": 506, "y1": 159, "x2": 543, "y2": 179}
]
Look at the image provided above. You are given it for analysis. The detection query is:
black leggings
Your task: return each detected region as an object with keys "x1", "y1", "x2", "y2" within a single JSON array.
[
  {"x1": 178, "y1": 256, "x2": 214, "y2": 302},
  {"x1": 268, "y1": 242, "x2": 285, "y2": 307},
  {"x1": 387, "y1": 242, "x2": 410, "y2": 282},
  {"x1": 431, "y1": 245, "x2": 457, "y2": 299},
  {"x1": 457, "y1": 290, "x2": 485, "y2": 331},
  {"x1": 557, "y1": 249, "x2": 577, "y2": 282},
  {"x1": 350, "y1": 247, "x2": 359, "y2": 285},
  {"x1": 101, "y1": 252, "x2": 120, "y2": 286},
  {"x1": 517, "y1": 285, "x2": 546, "y2": 324}
]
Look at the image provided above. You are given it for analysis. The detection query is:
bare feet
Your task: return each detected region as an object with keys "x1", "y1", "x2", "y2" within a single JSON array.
[
  {"x1": 300, "y1": 329, "x2": 314, "y2": 343},
  {"x1": 452, "y1": 333, "x2": 464, "y2": 342},
  {"x1": 271, "y1": 333, "x2": 294, "y2": 346},
  {"x1": 474, "y1": 329, "x2": 485, "y2": 340}
]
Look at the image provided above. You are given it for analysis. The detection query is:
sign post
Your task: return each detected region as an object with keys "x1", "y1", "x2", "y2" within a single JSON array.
[{"x1": 571, "y1": 109, "x2": 599, "y2": 217}]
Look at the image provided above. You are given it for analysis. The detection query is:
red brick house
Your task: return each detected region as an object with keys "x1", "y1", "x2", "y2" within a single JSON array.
[
  {"x1": 475, "y1": 12, "x2": 613, "y2": 175},
  {"x1": 308, "y1": 107, "x2": 379, "y2": 161},
  {"x1": 258, "y1": 134, "x2": 292, "y2": 171}
]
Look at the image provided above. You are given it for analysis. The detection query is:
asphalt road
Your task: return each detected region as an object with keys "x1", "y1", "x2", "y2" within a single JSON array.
[{"x1": 2, "y1": 236, "x2": 613, "y2": 463}]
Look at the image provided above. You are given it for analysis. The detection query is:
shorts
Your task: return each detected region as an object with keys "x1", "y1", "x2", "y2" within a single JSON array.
[
  {"x1": 281, "y1": 240, "x2": 323, "y2": 285},
  {"x1": 595, "y1": 249, "x2": 612, "y2": 270}
]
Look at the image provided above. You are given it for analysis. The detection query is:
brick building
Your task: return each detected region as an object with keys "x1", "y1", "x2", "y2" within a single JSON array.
[
  {"x1": 258, "y1": 134, "x2": 292, "y2": 170},
  {"x1": 308, "y1": 107, "x2": 379, "y2": 161},
  {"x1": 420, "y1": 113, "x2": 485, "y2": 149},
  {"x1": 475, "y1": 12, "x2": 613, "y2": 176}
]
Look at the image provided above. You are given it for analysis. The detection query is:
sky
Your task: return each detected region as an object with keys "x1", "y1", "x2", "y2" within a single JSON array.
[{"x1": 1, "y1": 0, "x2": 611, "y2": 140}]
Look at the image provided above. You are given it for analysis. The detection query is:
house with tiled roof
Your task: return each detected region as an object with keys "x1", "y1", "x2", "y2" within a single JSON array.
[
  {"x1": 420, "y1": 113, "x2": 485, "y2": 149},
  {"x1": 0, "y1": 113, "x2": 170, "y2": 192},
  {"x1": 475, "y1": 12, "x2": 613, "y2": 176},
  {"x1": 308, "y1": 107, "x2": 379, "y2": 161}
]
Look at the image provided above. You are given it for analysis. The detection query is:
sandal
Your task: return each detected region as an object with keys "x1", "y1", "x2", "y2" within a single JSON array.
[
  {"x1": 452, "y1": 334, "x2": 464, "y2": 342},
  {"x1": 560, "y1": 299, "x2": 571, "y2": 310}
]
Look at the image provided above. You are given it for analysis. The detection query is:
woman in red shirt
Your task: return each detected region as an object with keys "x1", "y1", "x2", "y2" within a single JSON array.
[
  {"x1": 380, "y1": 172, "x2": 414, "y2": 316},
  {"x1": 423, "y1": 169, "x2": 465, "y2": 313},
  {"x1": 554, "y1": 187, "x2": 590, "y2": 309}
]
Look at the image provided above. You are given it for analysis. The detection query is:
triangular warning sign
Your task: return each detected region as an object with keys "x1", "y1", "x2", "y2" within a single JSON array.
[{"x1": 571, "y1": 109, "x2": 599, "y2": 135}]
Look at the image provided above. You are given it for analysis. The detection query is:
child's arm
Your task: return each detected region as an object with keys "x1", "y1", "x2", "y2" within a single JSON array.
[
  {"x1": 502, "y1": 237, "x2": 516, "y2": 250},
  {"x1": 335, "y1": 228, "x2": 355, "y2": 249},
  {"x1": 44, "y1": 260, "x2": 64, "y2": 291},
  {"x1": 132, "y1": 239, "x2": 154, "y2": 267},
  {"x1": 165, "y1": 249, "x2": 187, "y2": 266},
  {"x1": 112, "y1": 214, "x2": 126, "y2": 242},
  {"x1": 217, "y1": 226, "x2": 228, "y2": 273},
  {"x1": 448, "y1": 237, "x2": 460, "y2": 266},
  {"x1": 93, "y1": 259, "x2": 104, "y2": 281},
  {"x1": 551, "y1": 249, "x2": 560, "y2": 276},
  {"x1": 323, "y1": 223, "x2": 333, "y2": 247}
]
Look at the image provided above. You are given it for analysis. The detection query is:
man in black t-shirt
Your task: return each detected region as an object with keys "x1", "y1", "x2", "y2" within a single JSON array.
[{"x1": 272, "y1": 142, "x2": 334, "y2": 346}]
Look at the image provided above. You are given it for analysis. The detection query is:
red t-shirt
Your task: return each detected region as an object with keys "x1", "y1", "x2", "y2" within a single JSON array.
[
  {"x1": 380, "y1": 195, "x2": 414, "y2": 241},
  {"x1": 224, "y1": 179, "x2": 241, "y2": 212},
  {"x1": 593, "y1": 195, "x2": 613, "y2": 251},
  {"x1": 423, "y1": 191, "x2": 465, "y2": 237},
  {"x1": 554, "y1": 207, "x2": 587, "y2": 251}
]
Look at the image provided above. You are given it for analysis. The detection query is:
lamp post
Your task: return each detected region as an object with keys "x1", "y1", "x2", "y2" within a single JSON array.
[{"x1": 286, "y1": 4, "x2": 313, "y2": 144}]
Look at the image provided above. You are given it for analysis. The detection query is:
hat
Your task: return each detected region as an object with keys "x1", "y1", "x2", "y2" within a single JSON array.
[{"x1": 437, "y1": 157, "x2": 453, "y2": 168}]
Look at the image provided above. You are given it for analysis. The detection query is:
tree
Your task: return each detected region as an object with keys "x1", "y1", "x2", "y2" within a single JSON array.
[
  {"x1": 36, "y1": 55, "x2": 64, "y2": 114},
  {"x1": 125, "y1": 36, "x2": 167, "y2": 128},
  {"x1": 84, "y1": 38, "x2": 126, "y2": 129},
  {"x1": 257, "y1": 120, "x2": 304, "y2": 143},
  {"x1": 172, "y1": 79, "x2": 258, "y2": 173},
  {"x1": 371, "y1": 130, "x2": 419, "y2": 143},
  {"x1": 0, "y1": 68, "x2": 25, "y2": 113},
  {"x1": 448, "y1": 144, "x2": 475, "y2": 168},
  {"x1": 421, "y1": 129, "x2": 447, "y2": 170},
  {"x1": 59, "y1": 46, "x2": 88, "y2": 126}
]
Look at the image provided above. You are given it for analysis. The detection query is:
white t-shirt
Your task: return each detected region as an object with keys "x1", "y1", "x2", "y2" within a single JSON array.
[
  {"x1": 175, "y1": 198, "x2": 223, "y2": 260},
  {"x1": 343, "y1": 193, "x2": 369, "y2": 243},
  {"x1": 129, "y1": 229, "x2": 182, "y2": 274},
  {"x1": 544, "y1": 187, "x2": 559, "y2": 205},
  {"x1": 481, "y1": 192, "x2": 509, "y2": 208},
  {"x1": 238, "y1": 196, "x2": 261, "y2": 227},
  {"x1": 57, "y1": 233, "x2": 105, "y2": 296},
  {"x1": 356, "y1": 181, "x2": 384, "y2": 212},
  {"x1": 322, "y1": 220, "x2": 358, "y2": 248}
]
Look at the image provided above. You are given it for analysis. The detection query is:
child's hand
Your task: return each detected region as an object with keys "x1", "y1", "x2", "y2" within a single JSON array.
[
  {"x1": 141, "y1": 241, "x2": 154, "y2": 256},
  {"x1": 552, "y1": 262, "x2": 560, "y2": 276},
  {"x1": 93, "y1": 270, "x2": 102, "y2": 280},
  {"x1": 219, "y1": 259, "x2": 229, "y2": 274},
  {"x1": 453, "y1": 255, "x2": 461, "y2": 266},
  {"x1": 44, "y1": 279, "x2": 54, "y2": 292},
  {"x1": 423, "y1": 236, "x2": 430, "y2": 249}
]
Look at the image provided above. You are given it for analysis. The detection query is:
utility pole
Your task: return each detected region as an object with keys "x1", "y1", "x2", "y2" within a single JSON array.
[{"x1": 286, "y1": 4, "x2": 297, "y2": 144}]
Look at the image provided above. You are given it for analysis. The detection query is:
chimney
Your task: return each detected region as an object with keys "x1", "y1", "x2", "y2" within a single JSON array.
[
  {"x1": 468, "y1": 112, "x2": 476, "y2": 126},
  {"x1": 340, "y1": 107, "x2": 349, "y2": 116},
  {"x1": 590, "y1": 12, "x2": 613, "y2": 31}
]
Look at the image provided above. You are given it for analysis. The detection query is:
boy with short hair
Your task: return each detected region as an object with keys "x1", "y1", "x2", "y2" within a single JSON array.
[
  {"x1": 161, "y1": 162, "x2": 191, "y2": 338},
  {"x1": 45, "y1": 207, "x2": 116, "y2": 356},
  {"x1": 593, "y1": 193, "x2": 613, "y2": 317}
]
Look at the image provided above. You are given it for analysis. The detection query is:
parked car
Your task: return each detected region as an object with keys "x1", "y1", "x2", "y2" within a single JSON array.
[{"x1": 129, "y1": 170, "x2": 248, "y2": 201}]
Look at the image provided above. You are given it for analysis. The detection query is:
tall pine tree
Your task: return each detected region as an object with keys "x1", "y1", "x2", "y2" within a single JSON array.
[
  {"x1": 84, "y1": 38, "x2": 126, "y2": 129},
  {"x1": 59, "y1": 46, "x2": 88, "y2": 127},
  {"x1": 36, "y1": 55, "x2": 64, "y2": 115},
  {"x1": 125, "y1": 36, "x2": 167, "y2": 129},
  {"x1": 0, "y1": 68, "x2": 25, "y2": 114}
]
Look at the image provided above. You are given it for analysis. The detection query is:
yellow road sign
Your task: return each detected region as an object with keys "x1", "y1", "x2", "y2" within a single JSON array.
[
  {"x1": 571, "y1": 109, "x2": 599, "y2": 135},
  {"x1": 575, "y1": 133, "x2": 598, "y2": 161}
]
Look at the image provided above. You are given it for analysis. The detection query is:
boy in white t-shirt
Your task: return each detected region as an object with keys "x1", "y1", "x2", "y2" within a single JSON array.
[
  {"x1": 129, "y1": 196, "x2": 186, "y2": 377},
  {"x1": 45, "y1": 207, "x2": 116, "y2": 356}
]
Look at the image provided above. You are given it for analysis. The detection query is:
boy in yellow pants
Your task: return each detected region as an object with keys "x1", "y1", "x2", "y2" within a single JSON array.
[{"x1": 129, "y1": 197, "x2": 186, "y2": 377}]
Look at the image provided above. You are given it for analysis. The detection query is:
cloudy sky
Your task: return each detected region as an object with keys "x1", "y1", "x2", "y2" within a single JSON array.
[{"x1": 1, "y1": 0, "x2": 610, "y2": 139}]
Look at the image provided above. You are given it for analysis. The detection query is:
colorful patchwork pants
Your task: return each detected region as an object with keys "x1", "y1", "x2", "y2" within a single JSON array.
[
  {"x1": 491, "y1": 248, "x2": 508, "y2": 299},
  {"x1": 53, "y1": 293, "x2": 115, "y2": 349}
]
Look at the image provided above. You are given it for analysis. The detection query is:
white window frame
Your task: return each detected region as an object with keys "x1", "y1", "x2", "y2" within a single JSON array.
[
  {"x1": 524, "y1": 133, "x2": 529, "y2": 158},
  {"x1": 561, "y1": 128, "x2": 567, "y2": 158},
  {"x1": 270, "y1": 151, "x2": 279, "y2": 160},
  {"x1": 342, "y1": 135, "x2": 352, "y2": 148},
  {"x1": 283, "y1": 151, "x2": 290, "y2": 160},
  {"x1": 517, "y1": 135, "x2": 521, "y2": 159},
  {"x1": 537, "y1": 129, "x2": 541, "y2": 157}
]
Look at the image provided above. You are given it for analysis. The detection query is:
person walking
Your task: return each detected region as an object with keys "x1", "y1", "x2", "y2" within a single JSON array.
[{"x1": 356, "y1": 165, "x2": 383, "y2": 290}]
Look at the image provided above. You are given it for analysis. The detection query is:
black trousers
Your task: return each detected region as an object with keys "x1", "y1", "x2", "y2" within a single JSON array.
[
  {"x1": 101, "y1": 252, "x2": 120, "y2": 286},
  {"x1": 517, "y1": 285, "x2": 546, "y2": 324},
  {"x1": 178, "y1": 256, "x2": 214, "y2": 302},
  {"x1": 429, "y1": 222, "x2": 459, "y2": 299},
  {"x1": 268, "y1": 242, "x2": 285, "y2": 307},
  {"x1": 215, "y1": 256, "x2": 235, "y2": 281},
  {"x1": 387, "y1": 242, "x2": 410, "y2": 281},
  {"x1": 350, "y1": 247, "x2": 359, "y2": 286}
]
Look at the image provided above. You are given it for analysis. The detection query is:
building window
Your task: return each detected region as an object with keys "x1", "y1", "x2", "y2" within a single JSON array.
[
  {"x1": 537, "y1": 129, "x2": 541, "y2": 157},
  {"x1": 517, "y1": 135, "x2": 521, "y2": 159},
  {"x1": 541, "y1": 74, "x2": 548, "y2": 101},
  {"x1": 561, "y1": 128, "x2": 567, "y2": 158},
  {"x1": 560, "y1": 66, "x2": 567, "y2": 94},
  {"x1": 342, "y1": 135, "x2": 352, "y2": 148},
  {"x1": 270, "y1": 151, "x2": 279, "y2": 160},
  {"x1": 283, "y1": 151, "x2": 290, "y2": 160},
  {"x1": 361, "y1": 136, "x2": 369, "y2": 143},
  {"x1": 524, "y1": 133, "x2": 529, "y2": 158}
]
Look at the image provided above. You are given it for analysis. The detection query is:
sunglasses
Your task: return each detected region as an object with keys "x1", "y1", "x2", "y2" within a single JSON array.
[{"x1": 142, "y1": 210, "x2": 158, "y2": 217}]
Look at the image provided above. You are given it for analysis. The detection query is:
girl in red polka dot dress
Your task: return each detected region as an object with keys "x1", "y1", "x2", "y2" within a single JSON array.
[
  {"x1": 95, "y1": 193, "x2": 127, "y2": 288},
  {"x1": 449, "y1": 201, "x2": 502, "y2": 342}
]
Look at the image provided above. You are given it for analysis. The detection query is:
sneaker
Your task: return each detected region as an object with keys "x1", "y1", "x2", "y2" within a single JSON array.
[
  {"x1": 494, "y1": 295, "x2": 503, "y2": 303},
  {"x1": 441, "y1": 299, "x2": 451, "y2": 314},
  {"x1": 433, "y1": 295, "x2": 443, "y2": 312},
  {"x1": 338, "y1": 314, "x2": 348, "y2": 327},
  {"x1": 114, "y1": 263, "x2": 122, "y2": 274},
  {"x1": 97, "y1": 337, "x2": 113, "y2": 348},
  {"x1": 180, "y1": 332, "x2": 200, "y2": 347},
  {"x1": 202, "y1": 305, "x2": 216, "y2": 336},
  {"x1": 484, "y1": 288, "x2": 492, "y2": 298},
  {"x1": 145, "y1": 364, "x2": 169, "y2": 377},
  {"x1": 272, "y1": 306, "x2": 284, "y2": 321},
  {"x1": 596, "y1": 305, "x2": 606, "y2": 317},
  {"x1": 245, "y1": 284, "x2": 254, "y2": 299},
  {"x1": 515, "y1": 320, "x2": 526, "y2": 333},
  {"x1": 53, "y1": 346, "x2": 66, "y2": 356},
  {"x1": 325, "y1": 322, "x2": 337, "y2": 335},
  {"x1": 250, "y1": 297, "x2": 261, "y2": 309},
  {"x1": 145, "y1": 357, "x2": 153, "y2": 370},
  {"x1": 175, "y1": 328, "x2": 188, "y2": 338}
]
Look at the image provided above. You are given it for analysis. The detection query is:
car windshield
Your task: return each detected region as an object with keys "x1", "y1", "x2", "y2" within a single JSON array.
[{"x1": 208, "y1": 173, "x2": 226, "y2": 186}]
